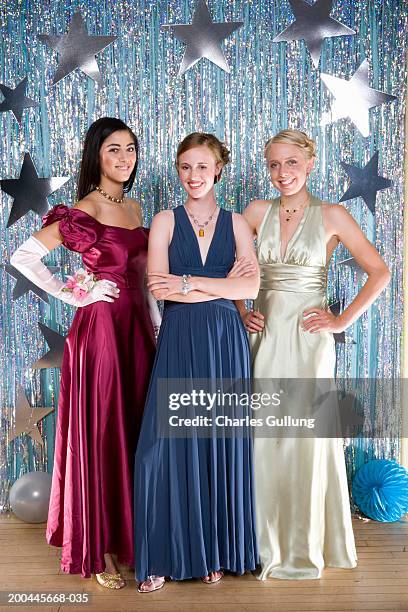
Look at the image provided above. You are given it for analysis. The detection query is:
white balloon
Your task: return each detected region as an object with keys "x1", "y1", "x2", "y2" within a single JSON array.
[{"x1": 9, "y1": 472, "x2": 52, "y2": 523}]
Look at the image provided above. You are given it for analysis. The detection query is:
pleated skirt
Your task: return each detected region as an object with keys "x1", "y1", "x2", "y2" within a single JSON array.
[{"x1": 134, "y1": 299, "x2": 258, "y2": 581}]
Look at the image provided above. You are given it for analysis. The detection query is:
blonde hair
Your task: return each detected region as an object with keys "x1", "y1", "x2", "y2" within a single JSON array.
[
  {"x1": 176, "y1": 132, "x2": 230, "y2": 183},
  {"x1": 264, "y1": 129, "x2": 316, "y2": 160}
]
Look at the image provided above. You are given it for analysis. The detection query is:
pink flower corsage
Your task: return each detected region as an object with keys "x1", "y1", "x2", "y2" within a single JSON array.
[{"x1": 62, "y1": 268, "x2": 97, "y2": 300}]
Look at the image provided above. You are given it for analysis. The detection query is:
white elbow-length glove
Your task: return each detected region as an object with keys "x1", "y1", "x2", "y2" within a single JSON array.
[{"x1": 10, "y1": 236, "x2": 119, "y2": 306}]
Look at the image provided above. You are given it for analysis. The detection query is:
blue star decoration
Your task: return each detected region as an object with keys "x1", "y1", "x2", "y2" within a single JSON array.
[
  {"x1": 273, "y1": 0, "x2": 355, "y2": 68},
  {"x1": 32, "y1": 323, "x2": 67, "y2": 370},
  {"x1": 321, "y1": 60, "x2": 397, "y2": 137},
  {"x1": 163, "y1": 0, "x2": 243, "y2": 75},
  {"x1": 0, "y1": 77, "x2": 39, "y2": 125},
  {"x1": 340, "y1": 151, "x2": 393, "y2": 214},
  {"x1": 0, "y1": 153, "x2": 69, "y2": 227},
  {"x1": 38, "y1": 11, "x2": 117, "y2": 85},
  {"x1": 2, "y1": 264, "x2": 60, "y2": 303}
]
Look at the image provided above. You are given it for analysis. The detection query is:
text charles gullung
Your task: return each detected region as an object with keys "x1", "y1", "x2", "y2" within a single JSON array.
[{"x1": 166, "y1": 390, "x2": 316, "y2": 429}]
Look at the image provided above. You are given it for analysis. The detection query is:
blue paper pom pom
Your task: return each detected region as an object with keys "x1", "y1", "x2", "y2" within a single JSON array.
[{"x1": 352, "y1": 459, "x2": 408, "y2": 522}]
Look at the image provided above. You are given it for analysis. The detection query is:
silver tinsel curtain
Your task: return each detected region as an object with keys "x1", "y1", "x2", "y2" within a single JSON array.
[{"x1": 0, "y1": 0, "x2": 406, "y2": 511}]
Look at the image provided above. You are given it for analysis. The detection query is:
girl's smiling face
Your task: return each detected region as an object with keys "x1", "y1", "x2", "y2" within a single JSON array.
[
  {"x1": 177, "y1": 145, "x2": 222, "y2": 200},
  {"x1": 266, "y1": 142, "x2": 314, "y2": 196},
  {"x1": 99, "y1": 130, "x2": 137, "y2": 184}
]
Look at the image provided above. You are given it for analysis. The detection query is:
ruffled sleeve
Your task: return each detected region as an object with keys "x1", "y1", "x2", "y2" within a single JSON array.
[{"x1": 42, "y1": 204, "x2": 103, "y2": 253}]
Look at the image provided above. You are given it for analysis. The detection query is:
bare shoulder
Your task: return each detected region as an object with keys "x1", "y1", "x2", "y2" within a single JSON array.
[
  {"x1": 150, "y1": 209, "x2": 174, "y2": 230},
  {"x1": 152, "y1": 209, "x2": 174, "y2": 222},
  {"x1": 322, "y1": 202, "x2": 354, "y2": 224},
  {"x1": 244, "y1": 199, "x2": 270, "y2": 217},
  {"x1": 242, "y1": 199, "x2": 271, "y2": 234},
  {"x1": 73, "y1": 194, "x2": 98, "y2": 217},
  {"x1": 125, "y1": 197, "x2": 142, "y2": 215}
]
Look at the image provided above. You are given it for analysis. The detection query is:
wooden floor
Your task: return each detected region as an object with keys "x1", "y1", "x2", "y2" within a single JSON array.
[{"x1": 0, "y1": 515, "x2": 407, "y2": 612}]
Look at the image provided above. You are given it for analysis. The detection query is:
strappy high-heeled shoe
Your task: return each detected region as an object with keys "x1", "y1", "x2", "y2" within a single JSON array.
[
  {"x1": 201, "y1": 570, "x2": 224, "y2": 584},
  {"x1": 137, "y1": 575, "x2": 165, "y2": 593},
  {"x1": 95, "y1": 571, "x2": 126, "y2": 589}
]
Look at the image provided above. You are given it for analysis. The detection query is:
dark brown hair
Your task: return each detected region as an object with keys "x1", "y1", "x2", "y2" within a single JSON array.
[
  {"x1": 77, "y1": 117, "x2": 139, "y2": 200},
  {"x1": 176, "y1": 132, "x2": 230, "y2": 183}
]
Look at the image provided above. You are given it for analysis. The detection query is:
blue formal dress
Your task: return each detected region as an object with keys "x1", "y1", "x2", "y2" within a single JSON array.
[{"x1": 134, "y1": 205, "x2": 258, "y2": 581}]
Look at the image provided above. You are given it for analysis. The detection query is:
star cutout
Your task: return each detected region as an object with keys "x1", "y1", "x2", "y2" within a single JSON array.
[
  {"x1": 8, "y1": 386, "x2": 54, "y2": 446},
  {"x1": 32, "y1": 323, "x2": 67, "y2": 370},
  {"x1": 329, "y1": 301, "x2": 356, "y2": 345},
  {"x1": 321, "y1": 60, "x2": 397, "y2": 137},
  {"x1": 273, "y1": 0, "x2": 356, "y2": 68},
  {"x1": 163, "y1": 0, "x2": 243, "y2": 74},
  {"x1": 2, "y1": 264, "x2": 60, "y2": 303},
  {"x1": 0, "y1": 153, "x2": 69, "y2": 227},
  {"x1": 339, "y1": 151, "x2": 393, "y2": 214},
  {"x1": 38, "y1": 11, "x2": 117, "y2": 85},
  {"x1": 0, "y1": 77, "x2": 39, "y2": 125},
  {"x1": 337, "y1": 257, "x2": 366, "y2": 283}
]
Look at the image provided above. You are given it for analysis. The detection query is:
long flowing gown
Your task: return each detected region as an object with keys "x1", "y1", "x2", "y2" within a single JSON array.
[
  {"x1": 42, "y1": 204, "x2": 156, "y2": 578},
  {"x1": 134, "y1": 205, "x2": 258, "y2": 581},
  {"x1": 250, "y1": 196, "x2": 357, "y2": 579}
]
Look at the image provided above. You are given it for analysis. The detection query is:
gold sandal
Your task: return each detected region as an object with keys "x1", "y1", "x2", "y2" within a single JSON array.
[{"x1": 95, "y1": 571, "x2": 126, "y2": 589}]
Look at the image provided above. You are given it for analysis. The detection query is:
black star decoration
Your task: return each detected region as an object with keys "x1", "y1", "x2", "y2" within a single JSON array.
[
  {"x1": 273, "y1": 0, "x2": 355, "y2": 68},
  {"x1": 7, "y1": 386, "x2": 54, "y2": 446},
  {"x1": 2, "y1": 264, "x2": 60, "y2": 303},
  {"x1": 321, "y1": 60, "x2": 397, "y2": 137},
  {"x1": 0, "y1": 153, "x2": 69, "y2": 227},
  {"x1": 38, "y1": 11, "x2": 117, "y2": 85},
  {"x1": 340, "y1": 151, "x2": 393, "y2": 214},
  {"x1": 0, "y1": 77, "x2": 39, "y2": 125},
  {"x1": 32, "y1": 323, "x2": 67, "y2": 370},
  {"x1": 329, "y1": 301, "x2": 356, "y2": 345},
  {"x1": 163, "y1": 0, "x2": 243, "y2": 75}
]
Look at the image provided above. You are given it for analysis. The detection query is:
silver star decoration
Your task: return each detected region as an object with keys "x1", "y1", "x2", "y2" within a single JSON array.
[
  {"x1": 321, "y1": 60, "x2": 397, "y2": 137},
  {"x1": 329, "y1": 301, "x2": 356, "y2": 345},
  {"x1": 7, "y1": 386, "x2": 54, "y2": 446},
  {"x1": 337, "y1": 257, "x2": 366, "y2": 283},
  {"x1": 340, "y1": 151, "x2": 393, "y2": 214},
  {"x1": 0, "y1": 153, "x2": 69, "y2": 227},
  {"x1": 2, "y1": 264, "x2": 60, "y2": 303},
  {"x1": 38, "y1": 11, "x2": 117, "y2": 85},
  {"x1": 273, "y1": 0, "x2": 355, "y2": 68},
  {"x1": 162, "y1": 0, "x2": 243, "y2": 75},
  {"x1": 0, "y1": 77, "x2": 39, "y2": 125},
  {"x1": 32, "y1": 323, "x2": 67, "y2": 370}
]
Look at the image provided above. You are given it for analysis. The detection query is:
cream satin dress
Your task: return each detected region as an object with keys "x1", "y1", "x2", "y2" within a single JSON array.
[{"x1": 250, "y1": 196, "x2": 357, "y2": 580}]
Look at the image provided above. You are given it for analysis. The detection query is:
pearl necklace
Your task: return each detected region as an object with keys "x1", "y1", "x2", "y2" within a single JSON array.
[
  {"x1": 280, "y1": 198, "x2": 309, "y2": 222},
  {"x1": 95, "y1": 185, "x2": 124, "y2": 204},
  {"x1": 185, "y1": 204, "x2": 218, "y2": 237}
]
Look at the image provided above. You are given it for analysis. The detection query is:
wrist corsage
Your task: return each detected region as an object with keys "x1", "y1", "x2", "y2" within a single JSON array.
[{"x1": 62, "y1": 268, "x2": 97, "y2": 300}]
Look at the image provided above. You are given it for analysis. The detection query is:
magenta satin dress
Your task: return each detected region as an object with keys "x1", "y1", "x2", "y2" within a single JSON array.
[{"x1": 42, "y1": 204, "x2": 155, "y2": 577}]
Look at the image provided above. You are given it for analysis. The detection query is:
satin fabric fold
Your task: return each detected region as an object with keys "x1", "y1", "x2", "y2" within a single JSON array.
[
  {"x1": 250, "y1": 196, "x2": 357, "y2": 580},
  {"x1": 134, "y1": 205, "x2": 258, "y2": 581},
  {"x1": 43, "y1": 205, "x2": 156, "y2": 577}
]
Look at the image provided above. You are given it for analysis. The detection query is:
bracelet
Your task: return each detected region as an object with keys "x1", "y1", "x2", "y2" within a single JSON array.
[{"x1": 181, "y1": 274, "x2": 192, "y2": 295}]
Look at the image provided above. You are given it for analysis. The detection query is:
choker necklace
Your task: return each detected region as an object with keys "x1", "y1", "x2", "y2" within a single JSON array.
[
  {"x1": 95, "y1": 185, "x2": 124, "y2": 204},
  {"x1": 185, "y1": 204, "x2": 218, "y2": 237},
  {"x1": 280, "y1": 198, "x2": 309, "y2": 222}
]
